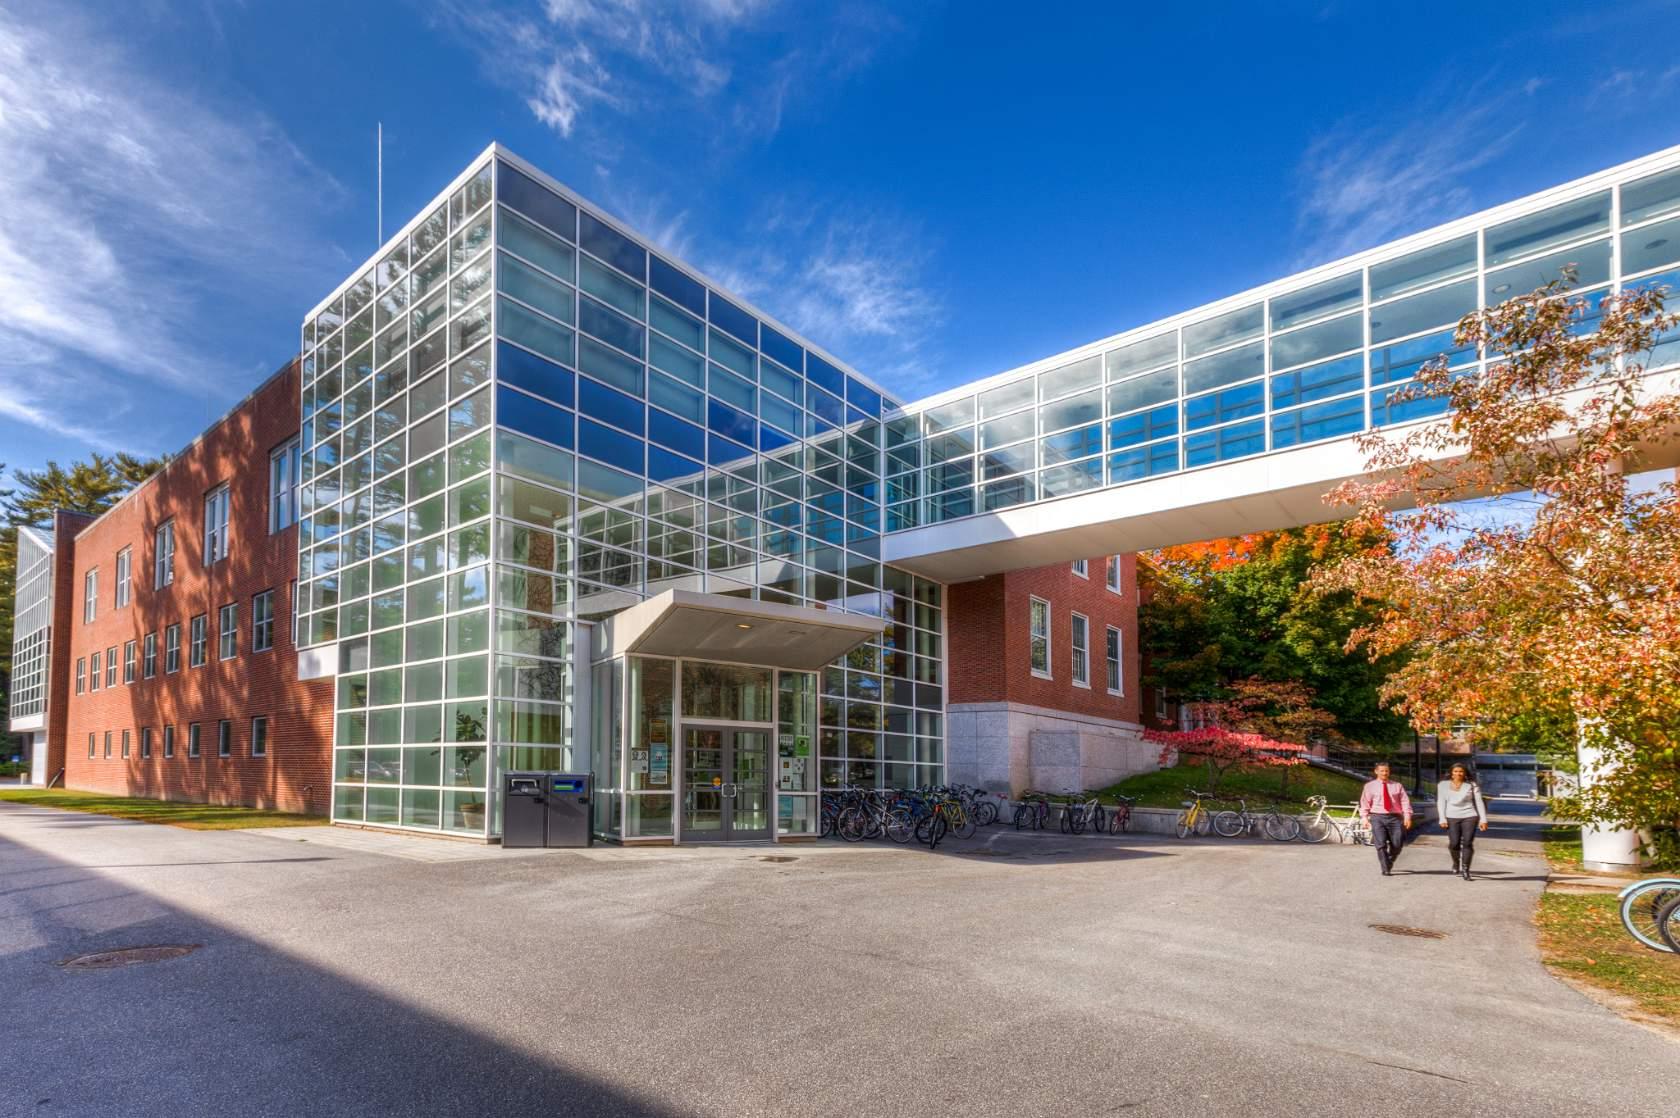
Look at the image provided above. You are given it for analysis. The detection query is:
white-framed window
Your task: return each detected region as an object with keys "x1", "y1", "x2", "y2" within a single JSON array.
[
  {"x1": 251, "y1": 716, "x2": 268, "y2": 759},
  {"x1": 87, "y1": 732, "x2": 94, "y2": 758},
  {"x1": 103, "y1": 731, "x2": 111, "y2": 758},
  {"x1": 121, "y1": 729, "x2": 130, "y2": 759},
  {"x1": 165, "y1": 623, "x2": 181, "y2": 673},
  {"x1": 289, "y1": 580, "x2": 298, "y2": 646},
  {"x1": 123, "y1": 640, "x2": 136, "y2": 684},
  {"x1": 1071, "y1": 559, "x2": 1088, "y2": 578},
  {"x1": 83, "y1": 569, "x2": 97, "y2": 623},
  {"x1": 217, "y1": 719, "x2": 231, "y2": 758},
  {"x1": 115, "y1": 547, "x2": 132, "y2": 608},
  {"x1": 219, "y1": 603, "x2": 238, "y2": 659},
  {"x1": 252, "y1": 590, "x2": 274, "y2": 652},
  {"x1": 143, "y1": 633, "x2": 157, "y2": 678},
  {"x1": 89, "y1": 650, "x2": 102, "y2": 691},
  {"x1": 1106, "y1": 626, "x2": 1123, "y2": 695},
  {"x1": 105, "y1": 646, "x2": 117, "y2": 687},
  {"x1": 76, "y1": 658, "x2": 85, "y2": 694},
  {"x1": 1029, "y1": 596, "x2": 1051, "y2": 678},
  {"x1": 141, "y1": 727, "x2": 152, "y2": 759},
  {"x1": 1071, "y1": 612, "x2": 1090, "y2": 687},
  {"x1": 204, "y1": 484, "x2": 230, "y2": 565},
  {"x1": 164, "y1": 725, "x2": 175, "y2": 759},
  {"x1": 188, "y1": 723, "x2": 201, "y2": 758},
  {"x1": 190, "y1": 615, "x2": 207, "y2": 667},
  {"x1": 1107, "y1": 556, "x2": 1122, "y2": 594},
  {"x1": 155, "y1": 519, "x2": 175, "y2": 588},
  {"x1": 270, "y1": 437, "x2": 301, "y2": 533}
]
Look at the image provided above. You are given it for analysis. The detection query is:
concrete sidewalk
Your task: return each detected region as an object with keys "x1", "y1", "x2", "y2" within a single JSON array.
[{"x1": 3, "y1": 800, "x2": 1676, "y2": 1117}]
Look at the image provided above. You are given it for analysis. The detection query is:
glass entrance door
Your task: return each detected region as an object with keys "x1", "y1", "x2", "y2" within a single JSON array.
[{"x1": 682, "y1": 726, "x2": 771, "y2": 841}]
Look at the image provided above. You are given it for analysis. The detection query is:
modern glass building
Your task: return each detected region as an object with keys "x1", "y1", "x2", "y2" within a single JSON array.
[
  {"x1": 299, "y1": 141, "x2": 1680, "y2": 843},
  {"x1": 299, "y1": 147, "x2": 944, "y2": 842}
]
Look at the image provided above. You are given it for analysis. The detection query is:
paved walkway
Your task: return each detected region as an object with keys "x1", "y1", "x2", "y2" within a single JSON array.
[{"x1": 3, "y1": 801, "x2": 1676, "y2": 1117}]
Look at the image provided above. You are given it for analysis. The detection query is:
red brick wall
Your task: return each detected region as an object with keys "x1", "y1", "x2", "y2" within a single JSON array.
[
  {"x1": 947, "y1": 555, "x2": 1141, "y2": 724},
  {"x1": 62, "y1": 363, "x2": 333, "y2": 814}
]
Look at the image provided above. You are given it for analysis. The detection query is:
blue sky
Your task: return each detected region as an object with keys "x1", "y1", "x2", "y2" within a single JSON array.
[{"x1": 2, "y1": 0, "x2": 1679, "y2": 476}]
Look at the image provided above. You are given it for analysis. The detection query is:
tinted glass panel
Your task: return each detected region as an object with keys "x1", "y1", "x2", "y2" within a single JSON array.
[
  {"x1": 1485, "y1": 191, "x2": 1610, "y2": 266},
  {"x1": 1622, "y1": 216, "x2": 1680, "y2": 276},
  {"x1": 649, "y1": 410, "x2": 706, "y2": 460},
  {"x1": 1270, "y1": 272, "x2": 1362, "y2": 331},
  {"x1": 1108, "y1": 404, "x2": 1177, "y2": 449},
  {"x1": 498, "y1": 165, "x2": 577, "y2": 241},
  {"x1": 1271, "y1": 394, "x2": 1365, "y2": 448},
  {"x1": 1369, "y1": 234, "x2": 1476, "y2": 302},
  {"x1": 1038, "y1": 355, "x2": 1102, "y2": 401},
  {"x1": 1369, "y1": 280, "x2": 1475, "y2": 344},
  {"x1": 1107, "y1": 366, "x2": 1178, "y2": 415},
  {"x1": 579, "y1": 255, "x2": 645, "y2": 318},
  {"x1": 578, "y1": 296, "x2": 645, "y2": 358},
  {"x1": 806, "y1": 354, "x2": 845, "y2": 397},
  {"x1": 1106, "y1": 332, "x2": 1177, "y2": 379},
  {"x1": 578, "y1": 377, "x2": 644, "y2": 435},
  {"x1": 1270, "y1": 353, "x2": 1364, "y2": 409},
  {"x1": 499, "y1": 255, "x2": 574, "y2": 325},
  {"x1": 1183, "y1": 303, "x2": 1262, "y2": 358},
  {"x1": 498, "y1": 341, "x2": 574, "y2": 407},
  {"x1": 1182, "y1": 340, "x2": 1263, "y2": 394},
  {"x1": 1270, "y1": 312, "x2": 1362, "y2": 371},
  {"x1": 497, "y1": 387, "x2": 574, "y2": 448},
  {"x1": 1185, "y1": 419, "x2": 1265, "y2": 466},
  {"x1": 648, "y1": 255, "x2": 706, "y2": 316},
  {"x1": 498, "y1": 298, "x2": 575, "y2": 366},
  {"x1": 761, "y1": 324, "x2": 803, "y2": 372},
  {"x1": 1623, "y1": 167, "x2": 1680, "y2": 226},
  {"x1": 498, "y1": 209, "x2": 575, "y2": 281},
  {"x1": 1484, "y1": 239, "x2": 1610, "y2": 301},
  {"x1": 1039, "y1": 388, "x2": 1102, "y2": 433},
  {"x1": 1183, "y1": 380, "x2": 1263, "y2": 431},
  {"x1": 579, "y1": 211, "x2": 646, "y2": 280},
  {"x1": 708, "y1": 293, "x2": 757, "y2": 346},
  {"x1": 978, "y1": 377, "x2": 1033, "y2": 419},
  {"x1": 1108, "y1": 439, "x2": 1178, "y2": 482},
  {"x1": 579, "y1": 419, "x2": 644, "y2": 474}
]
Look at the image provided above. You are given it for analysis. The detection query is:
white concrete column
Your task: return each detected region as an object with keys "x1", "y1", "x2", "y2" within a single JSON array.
[{"x1": 1577, "y1": 737, "x2": 1644, "y2": 871}]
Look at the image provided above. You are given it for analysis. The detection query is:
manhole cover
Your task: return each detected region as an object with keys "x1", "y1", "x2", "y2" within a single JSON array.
[
  {"x1": 1369, "y1": 924, "x2": 1447, "y2": 940},
  {"x1": 59, "y1": 945, "x2": 200, "y2": 970},
  {"x1": 757, "y1": 855, "x2": 797, "y2": 863}
]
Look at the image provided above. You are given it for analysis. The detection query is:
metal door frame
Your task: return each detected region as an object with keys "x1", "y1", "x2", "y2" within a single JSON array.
[{"x1": 680, "y1": 720, "x2": 773, "y2": 842}]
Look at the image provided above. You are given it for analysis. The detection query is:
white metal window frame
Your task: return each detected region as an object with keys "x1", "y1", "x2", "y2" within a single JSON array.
[
  {"x1": 219, "y1": 603, "x2": 238, "y2": 660},
  {"x1": 115, "y1": 547, "x2": 131, "y2": 608},
  {"x1": 1071, "y1": 559, "x2": 1088, "y2": 578},
  {"x1": 270, "y1": 437, "x2": 301, "y2": 533},
  {"x1": 1028, "y1": 595, "x2": 1051, "y2": 680},
  {"x1": 1071, "y1": 612, "x2": 1090, "y2": 688},
  {"x1": 189, "y1": 723, "x2": 201, "y2": 758},
  {"x1": 251, "y1": 716, "x2": 268, "y2": 758},
  {"x1": 218, "y1": 719, "x2": 232, "y2": 758},
  {"x1": 155, "y1": 519, "x2": 175, "y2": 588},
  {"x1": 1106, "y1": 556, "x2": 1122, "y2": 594},
  {"x1": 83, "y1": 569, "x2": 97, "y2": 623},
  {"x1": 1106, "y1": 625, "x2": 1123, "y2": 696},
  {"x1": 204, "y1": 484, "x2": 231, "y2": 565},
  {"x1": 252, "y1": 590, "x2": 274, "y2": 652},
  {"x1": 190, "y1": 615, "x2": 207, "y2": 667}
]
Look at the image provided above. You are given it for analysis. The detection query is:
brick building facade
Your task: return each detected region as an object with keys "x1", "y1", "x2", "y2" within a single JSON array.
[
  {"x1": 945, "y1": 555, "x2": 1156, "y2": 796},
  {"x1": 61, "y1": 363, "x2": 333, "y2": 814}
]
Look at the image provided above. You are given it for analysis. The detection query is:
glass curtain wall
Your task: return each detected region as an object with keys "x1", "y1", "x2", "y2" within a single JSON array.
[
  {"x1": 8, "y1": 529, "x2": 54, "y2": 722},
  {"x1": 888, "y1": 162, "x2": 1680, "y2": 530},
  {"x1": 301, "y1": 150, "x2": 947, "y2": 838}
]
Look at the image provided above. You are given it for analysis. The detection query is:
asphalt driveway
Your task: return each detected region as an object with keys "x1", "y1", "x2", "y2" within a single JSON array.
[{"x1": 1, "y1": 802, "x2": 1674, "y2": 1117}]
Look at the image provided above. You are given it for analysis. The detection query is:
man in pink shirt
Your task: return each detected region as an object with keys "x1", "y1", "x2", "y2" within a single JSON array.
[{"x1": 1359, "y1": 762, "x2": 1413, "y2": 876}]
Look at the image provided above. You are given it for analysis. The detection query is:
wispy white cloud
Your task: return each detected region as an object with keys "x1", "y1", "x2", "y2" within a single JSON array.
[
  {"x1": 0, "y1": 3, "x2": 338, "y2": 452},
  {"x1": 1292, "y1": 81, "x2": 1524, "y2": 265}
]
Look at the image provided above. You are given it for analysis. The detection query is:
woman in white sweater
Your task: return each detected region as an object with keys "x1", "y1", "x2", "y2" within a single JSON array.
[{"x1": 1437, "y1": 763, "x2": 1488, "y2": 880}]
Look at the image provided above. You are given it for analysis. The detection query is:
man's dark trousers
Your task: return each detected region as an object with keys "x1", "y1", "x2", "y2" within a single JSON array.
[{"x1": 1370, "y1": 813, "x2": 1406, "y2": 873}]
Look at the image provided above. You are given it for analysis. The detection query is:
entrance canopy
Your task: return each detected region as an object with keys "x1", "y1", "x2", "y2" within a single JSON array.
[{"x1": 592, "y1": 589, "x2": 884, "y2": 671}]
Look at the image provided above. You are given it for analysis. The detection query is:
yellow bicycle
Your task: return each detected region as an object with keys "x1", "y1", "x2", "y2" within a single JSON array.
[{"x1": 1175, "y1": 789, "x2": 1217, "y2": 838}]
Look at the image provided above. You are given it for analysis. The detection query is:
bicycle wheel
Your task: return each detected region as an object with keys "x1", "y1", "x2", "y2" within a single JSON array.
[
  {"x1": 1013, "y1": 803, "x2": 1030, "y2": 830},
  {"x1": 952, "y1": 809, "x2": 977, "y2": 840},
  {"x1": 1059, "y1": 806, "x2": 1074, "y2": 834},
  {"x1": 1264, "y1": 814, "x2": 1300, "y2": 842},
  {"x1": 1658, "y1": 893, "x2": 1680, "y2": 954},
  {"x1": 1112, "y1": 806, "x2": 1131, "y2": 834},
  {"x1": 1174, "y1": 812, "x2": 1193, "y2": 839},
  {"x1": 885, "y1": 806, "x2": 916, "y2": 844},
  {"x1": 928, "y1": 814, "x2": 948, "y2": 851},
  {"x1": 837, "y1": 807, "x2": 868, "y2": 842},
  {"x1": 1619, "y1": 881, "x2": 1680, "y2": 952},
  {"x1": 1212, "y1": 810, "x2": 1245, "y2": 838},
  {"x1": 976, "y1": 801, "x2": 999, "y2": 827},
  {"x1": 1297, "y1": 816, "x2": 1332, "y2": 844},
  {"x1": 1090, "y1": 805, "x2": 1107, "y2": 834},
  {"x1": 1194, "y1": 809, "x2": 1213, "y2": 836}
]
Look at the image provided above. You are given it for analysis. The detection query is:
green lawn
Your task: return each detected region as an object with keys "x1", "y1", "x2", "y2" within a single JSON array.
[
  {"x1": 1089, "y1": 762, "x2": 1365, "y2": 814},
  {"x1": 1537, "y1": 892, "x2": 1680, "y2": 1027},
  {"x1": 0, "y1": 788, "x2": 325, "y2": 830}
]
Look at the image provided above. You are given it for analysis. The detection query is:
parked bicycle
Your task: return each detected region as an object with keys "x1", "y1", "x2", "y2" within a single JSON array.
[
  {"x1": 1057, "y1": 790, "x2": 1107, "y2": 835},
  {"x1": 1212, "y1": 798, "x2": 1300, "y2": 841},
  {"x1": 1013, "y1": 790, "x2": 1052, "y2": 831},
  {"x1": 1105, "y1": 793, "x2": 1136, "y2": 835},
  {"x1": 1296, "y1": 795, "x2": 1359, "y2": 844},
  {"x1": 1175, "y1": 789, "x2": 1217, "y2": 838},
  {"x1": 1619, "y1": 877, "x2": 1680, "y2": 953}
]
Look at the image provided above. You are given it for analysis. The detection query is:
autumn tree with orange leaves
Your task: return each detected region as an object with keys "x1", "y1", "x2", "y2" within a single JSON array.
[{"x1": 1314, "y1": 272, "x2": 1680, "y2": 856}]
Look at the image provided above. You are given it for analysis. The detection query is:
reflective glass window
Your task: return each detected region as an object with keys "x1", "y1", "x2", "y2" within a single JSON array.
[
  {"x1": 1271, "y1": 394, "x2": 1365, "y2": 448},
  {"x1": 1270, "y1": 272, "x2": 1361, "y2": 331},
  {"x1": 497, "y1": 386, "x2": 574, "y2": 449},
  {"x1": 978, "y1": 377, "x2": 1033, "y2": 419},
  {"x1": 806, "y1": 353, "x2": 845, "y2": 398},
  {"x1": 1108, "y1": 404, "x2": 1177, "y2": 449},
  {"x1": 1369, "y1": 234, "x2": 1476, "y2": 301},
  {"x1": 1040, "y1": 457, "x2": 1104, "y2": 497},
  {"x1": 1486, "y1": 192, "x2": 1610, "y2": 266},
  {"x1": 1182, "y1": 340, "x2": 1263, "y2": 394},
  {"x1": 578, "y1": 296, "x2": 644, "y2": 359},
  {"x1": 1369, "y1": 328, "x2": 1476, "y2": 386},
  {"x1": 1106, "y1": 332, "x2": 1177, "y2": 380},
  {"x1": 579, "y1": 419, "x2": 644, "y2": 475},
  {"x1": 498, "y1": 298, "x2": 575, "y2": 366},
  {"x1": 498, "y1": 208, "x2": 575, "y2": 280},
  {"x1": 708, "y1": 293, "x2": 758, "y2": 347},
  {"x1": 1624, "y1": 166, "x2": 1680, "y2": 226},
  {"x1": 1270, "y1": 312, "x2": 1362, "y2": 371},
  {"x1": 1184, "y1": 380, "x2": 1263, "y2": 431},
  {"x1": 1039, "y1": 387, "x2": 1102, "y2": 433},
  {"x1": 1038, "y1": 355, "x2": 1102, "y2": 401},
  {"x1": 498, "y1": 341, "x2": 574, "y2": 407},
  {"x1": 1107, "y1": 366, "x2": 1178, "y2": 416},
  {"x1": 578, "y1": 377, "x2": 644, "y2": 435},
  {"x1": 579, "y1": 211, "x2": 645, "y2": 280},
  {"x1": 649, "y1": 255, "x2": 706, "y2": 317},
  {"x1": 761, "y1": 324, "x2": 803, "y2": 372},
  {"x1": 1270, "y1": 353, "x2": 1364, "y2": 409},
  {"x1": 1619, "y1": 216, "x2": 1680, "y2": 276},
  {"x1": 980, "y1": 410, "x2": 1034, "y2": 450},
  {"x1": 1108, "y1": 439, "x2": 1178, "y2": 482},
  {"x1": 1369, "y1": 280, "x2": 1476, "y2": 344},
  {"x1": 579, "y1": 255, "x2": 645, "y2": 318},
  {"x1": 577, "y1": 336, "x2": 644, "y2": 394},
  {"x1": 1183, "y1": 303, "x2": 1262, "y2": 358},
  {"x1": 499, "y1": 254, "x2": 574, "y2": 325},
  {"x1": 649, "y1": 295, "x2": 703, "y2": 351},
  {"x1": 1485, "y1": 239, "x2": 1610, "y2": 302},
  {"x1": 1185, "y1": 418, "x2": 1265, "y2": 466}
]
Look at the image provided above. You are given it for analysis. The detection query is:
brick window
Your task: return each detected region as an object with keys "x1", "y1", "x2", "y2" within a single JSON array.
[
  {"x1": 165, "y1": 623, "x2": 181, "y2": 672},
  {"x1": 105, "y1": 646, "x2": 117, "y2": 688},
  {"x1": 116, "y1": 547, "x2": 132, "y2": 608},
  {"x1": 1106, "y1": 556, "x2": 1122, "y2": 594},
  {"x1": 190, "y1": 614, "x2": 207, "y2": 667},
  {"x1": 83, "y1": 569, "x2": 97, "y2": 623},
  {"x1": 154, "y1": 519, "x2": 175, "y2": 588},
  {"x1": 123, "y1": 640, "x2": 136, "y2": 684},
  {"x1": 87, "y1": 733, "x2": 95, "y2": 759},
  {"x1": 1029, "y1": 596, "x2": 1051, "y2": 679},
  {"x1": 164, "y1": 725, "x2": 175, "y2": 759},
  {"x1": 270, "y1": 437, "x2": 300, "y2": 533},
  {"x1": 217, "y1": 719, "x2": 231, "y2": 758},
  {"x1": 76, "y1": 658, "x2": 85, "y2": 694},
  {"x1": 143, "y1": 633, "x2": 157, "y2": 678},
  {"x1": 141, "y1": 728, "x2": 152, "y2": 759},
  {"x1": 251, "y1": 716, "x2": 268, "y2": 759},
  {"x1": 1071, "y1": 559, "x2": 1088, "y2": 578},
  {"x1": 103, "y1": 731, "x2": 111, "y2": 759},
  {"x1": 253, "y1": 590, "x2": 274, "y2": 652},
  {"x1": 219, "y1": 603, "x2": 238, "y2": 660},
  {"x1": 121, "y1": 729, "x2": 130, "y2": 759},
  {"x1": 204, "y1": 484, "x2": 230, "y2": 565},
  {"x1": 188, "y1": 723, "x2": 201, "y2": 758},
  {"x1": 89, "y1": 650, "x2": 101, "y2": 691},
  {"x1": 1071, "y1": 612, "x2": 1090, "y2": 688},
  {"x1": 1106, "y1": 626, "x2": 1123, "y2": 695}
]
